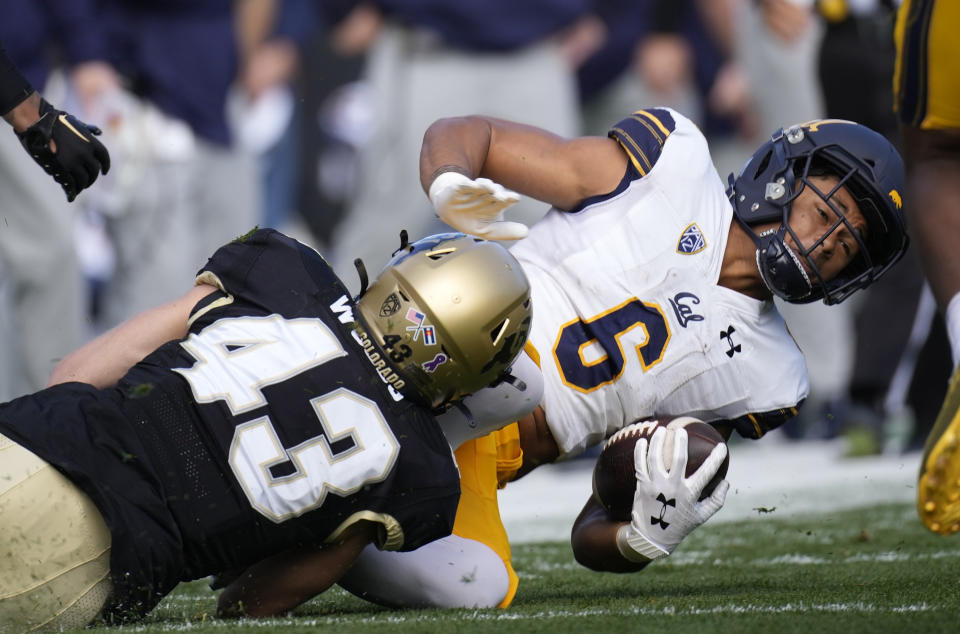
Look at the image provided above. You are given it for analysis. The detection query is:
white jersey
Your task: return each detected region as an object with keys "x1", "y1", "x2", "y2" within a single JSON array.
[{"x1": 510, "y1": 108, "x2": 809, "y2": 458}]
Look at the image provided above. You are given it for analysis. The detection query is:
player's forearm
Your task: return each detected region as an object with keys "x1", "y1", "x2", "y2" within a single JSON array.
[
  {"x1": 2, "y1": 91, "x2": 41, "y2": 133},
  {"x1": 48, "y1": 284, "x2": 216, "y2": 388},
  {"x1": 218, "y1": 523, "x2": 376, "y2": 618},
  {"x1": 419, "y1": 116, "x2": 493, "y2": 193},
  {"x1": 422, "y1": 114, "x2": 627, "y2": 212},
  {"x1": 217, "y1": 560, "x2": 310, "y2": 618},
  {"x1": 571, "y1": 497, "x2": 650, "y2": 573},
  {"x1": 514, "y1": 405, "x2": 559, "y2": 480},
  {"x1": 216, "y1": 548, "x2": 350, "y2": 618}
]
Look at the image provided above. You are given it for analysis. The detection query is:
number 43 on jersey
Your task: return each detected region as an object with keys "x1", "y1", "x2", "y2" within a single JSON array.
[{"x1": 175, "y1": 315, "x2": 400, "y2": 522}]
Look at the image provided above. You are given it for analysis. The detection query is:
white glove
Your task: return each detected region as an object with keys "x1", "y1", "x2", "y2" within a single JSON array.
[
  {"x1": 616, "y1": 427, "x2": 730, "y2": 562},
  {"x1": 428, "y1": 171, "x2": 528, "y2": 240}
]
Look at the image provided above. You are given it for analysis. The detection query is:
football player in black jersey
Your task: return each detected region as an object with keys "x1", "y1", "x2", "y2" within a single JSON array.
[{"x1": 0, "y1": 228, "x2": 533, "y2": 631}]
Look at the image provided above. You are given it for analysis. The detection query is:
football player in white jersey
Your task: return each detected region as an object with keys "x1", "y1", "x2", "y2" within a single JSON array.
[{"x1": 327, "y1": 109, "x2": 909, "y2": 611}]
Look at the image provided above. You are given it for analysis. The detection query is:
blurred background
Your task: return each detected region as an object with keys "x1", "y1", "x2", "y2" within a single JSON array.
[{"x1": 0, "y1": 0, "x2": 945, "y2": 461}]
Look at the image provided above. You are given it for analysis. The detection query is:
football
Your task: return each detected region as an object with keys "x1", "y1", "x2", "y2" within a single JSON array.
[{"x1": 591, "y1": 417, "x2": 729, "y2": 521}]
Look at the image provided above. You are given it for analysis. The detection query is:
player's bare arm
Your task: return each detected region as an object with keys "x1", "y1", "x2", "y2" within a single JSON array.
[
  {"x1": 48, "y1": 284, "x2": 217, "y2": 388},
  {"x1": 513, "y1": 405, "x2": 559, "y2": 481},
  {"x1": 2, "y1": 90, "x2": 41, "y2": 132},
  {"x1": 217, "y1": 520, "x2": 379, "y2": 618},
  {"x1": 900, "y1": 125, "x2": 960, "y2": 309},
  {"x1": 420, "y1": 115, "x2": 628, "y2": 212},
  {"x1": 571, "y1": 497, "x2": 650, "y2": 573}
]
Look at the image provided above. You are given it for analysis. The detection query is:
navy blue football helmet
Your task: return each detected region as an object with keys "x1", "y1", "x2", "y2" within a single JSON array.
[{"x1": 727, "y1": 119, "x2": 909, "y2": 304}]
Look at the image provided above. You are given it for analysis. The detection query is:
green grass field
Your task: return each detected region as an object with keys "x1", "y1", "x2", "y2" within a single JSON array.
[{"x1": 78, "y1": 502, "x2": 959, "y2": 633}]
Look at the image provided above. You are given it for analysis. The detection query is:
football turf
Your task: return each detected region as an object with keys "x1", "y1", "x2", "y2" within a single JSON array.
[{"x1": 79, "y1": 502, "x2": 959, "y2": 633}]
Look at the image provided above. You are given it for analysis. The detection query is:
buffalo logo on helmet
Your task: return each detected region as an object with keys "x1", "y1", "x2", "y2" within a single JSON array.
[{"x1": 889, "y1": 189, "x2": 902, "y2": 209}]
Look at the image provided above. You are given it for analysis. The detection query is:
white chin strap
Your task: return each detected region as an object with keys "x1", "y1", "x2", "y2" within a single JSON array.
[{"x1": 436, "y1": 351, "x2": 544, "y2": 451}]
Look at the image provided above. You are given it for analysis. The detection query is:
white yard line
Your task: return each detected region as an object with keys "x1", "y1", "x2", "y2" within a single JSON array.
[{"x1": 129, "y1": 601, "x2": 938, "y2": 631}]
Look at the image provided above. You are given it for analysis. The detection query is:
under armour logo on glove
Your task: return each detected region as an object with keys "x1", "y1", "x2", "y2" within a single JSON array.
[
  {"x1": 650, "y1": 492, "x2": 676, "y2": 529},
  {"x1": 615, "y1": 427, "x2": 730, "y2": 562},
  {"x1": 16, "y1": 98, "x2": 111, "y2": 202}
]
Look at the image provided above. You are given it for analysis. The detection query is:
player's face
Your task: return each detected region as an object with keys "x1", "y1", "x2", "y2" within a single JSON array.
[{"x1": 785, "y1": 175, "x2": 868, "y2": 282}]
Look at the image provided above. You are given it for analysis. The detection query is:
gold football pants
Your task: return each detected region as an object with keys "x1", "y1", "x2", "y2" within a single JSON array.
[{"x1": 450, "y1": 423, "x2": 524, "y2": 608}]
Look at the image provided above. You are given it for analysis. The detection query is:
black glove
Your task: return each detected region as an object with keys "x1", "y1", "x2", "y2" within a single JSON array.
[{"x1": 16, "y1": 98, "x2": 111, "y2": 202}]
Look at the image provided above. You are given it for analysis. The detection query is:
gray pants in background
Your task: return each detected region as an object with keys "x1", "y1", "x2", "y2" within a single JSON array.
[
  {"x1": 328, "y1": 25, "x2": 581, "y2": 289},
  {"x1": 0, "y1": 129, "x2": 84, "y2": 400},
  {"x1": 100, "y1": 138, "x2": 260, "y2": 327}
]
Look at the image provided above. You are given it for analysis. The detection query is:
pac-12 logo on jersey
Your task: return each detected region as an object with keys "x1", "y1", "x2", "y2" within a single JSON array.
[{"x1": 677, "y1": 223, "x2": 706, "y2": 254}]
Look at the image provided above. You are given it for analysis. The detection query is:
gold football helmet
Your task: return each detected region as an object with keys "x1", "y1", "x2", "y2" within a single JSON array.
[{"x1": 356, "y1": 233, "x2": 532, "y2": 410}]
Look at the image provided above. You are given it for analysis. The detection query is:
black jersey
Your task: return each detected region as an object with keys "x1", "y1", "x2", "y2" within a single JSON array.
[
  {"x1": 0, "y1": 229, "x2": 460, "y2": 621},
  {"x1": 0, "y1": 44, "x2": 33, "y2": 115}
]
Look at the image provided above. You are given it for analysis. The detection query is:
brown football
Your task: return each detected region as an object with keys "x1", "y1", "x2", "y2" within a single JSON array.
[{"x1": 591, "y1": 417, "x2": 729, "y2": 521}]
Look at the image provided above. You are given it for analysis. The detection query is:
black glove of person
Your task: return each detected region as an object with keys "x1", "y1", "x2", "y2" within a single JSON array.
[{"x1": 16, "y1": 98, "x2": 111, "y2": 202}]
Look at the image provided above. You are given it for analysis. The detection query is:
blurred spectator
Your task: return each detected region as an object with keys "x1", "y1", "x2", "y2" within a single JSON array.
[
  {"x1": 0, "y1": 1, "x2": 110, "y2": 399},
  {"x1": 815, "y1": 0, "x2": 949, "y2": 453},
  {"x1": 895, "y1": 0, "x2": 960, "y2": 531},
  {"x1": 818, "y1": 0, "x2": 898, "y2": 137},
  {"x1": 295, "y1": 15, "x2": 369, "y2": 246},
  {"x1": 726, "y1": 0, "x2": 859, "y2": 441},
  {"x1": 82, "y1": 0, "x2": 262, "y2": 328},
  {"x1": 231, "y1": 0, "x2": 318, "y2": 233},
  {"x1": 326, "y1": 0, "x2": 599, "y2": 286},
  {"x1": 733, "y1": 0, "x2": 825, "y2": 141},
  {"x1": 577, "y1": 1, "x2": 752, "y2": 147}
]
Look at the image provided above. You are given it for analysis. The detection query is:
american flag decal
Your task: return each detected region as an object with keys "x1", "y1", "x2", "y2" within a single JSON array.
[
  {"x1": 406, "y1": 307, "x2": 425, "y2": 324},
  {"x1": 405, "y1": 307, "x2": 437, "y2": 345}
]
